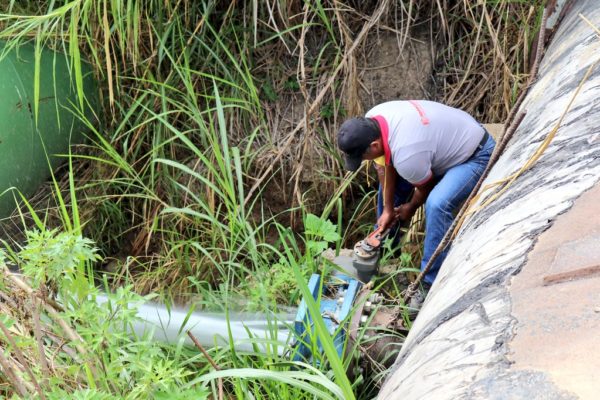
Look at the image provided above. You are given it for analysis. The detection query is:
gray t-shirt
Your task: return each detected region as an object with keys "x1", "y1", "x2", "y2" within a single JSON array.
[{"x1": 366, "y1": 100, "x2": 484, "y2": 185}]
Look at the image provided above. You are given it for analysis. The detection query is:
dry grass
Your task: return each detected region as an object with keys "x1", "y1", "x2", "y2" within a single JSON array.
[
  {"x1": 0, "y1": 267, "x2": 96, "y2": 398},
  {"x1": 433, "y1": 1, "x2": 544, "y2": 121}
]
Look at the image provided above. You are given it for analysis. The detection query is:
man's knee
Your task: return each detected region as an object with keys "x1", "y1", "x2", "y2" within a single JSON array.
[{"x1": 425, "y1": 195, "x2": 451, "y2": 216}]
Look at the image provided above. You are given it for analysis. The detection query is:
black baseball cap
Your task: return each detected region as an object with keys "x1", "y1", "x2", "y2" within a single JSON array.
[{"x1": 337, "y1": 117, "x2": 380, "y2": 171}]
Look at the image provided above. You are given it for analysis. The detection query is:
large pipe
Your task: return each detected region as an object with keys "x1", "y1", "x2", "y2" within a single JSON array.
[
  {"x1": 379, "y1": 1, "x2": 600, "y2": 398},
  {"x1": 0, "y1": 42, "x2": 96, "y2": 217},
  {"x1": 96, "y1": 295, "x2": 295, "y2": 354}
]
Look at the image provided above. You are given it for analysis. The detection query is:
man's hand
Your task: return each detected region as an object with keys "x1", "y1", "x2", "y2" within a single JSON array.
[
  {"x1": 394, "y1": 203, "x2": 416, "y2": 222},
  {"x1": 377, "y1": 208, "x2": 394, "y2": 231},
  {"x1": 378, "y1": 203, "x2": 416, "y2": 232}
]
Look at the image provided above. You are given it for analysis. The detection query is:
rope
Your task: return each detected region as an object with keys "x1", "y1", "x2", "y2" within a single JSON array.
[{"x1": 401, "y1": 7, "x2": 550, "y2": 305}]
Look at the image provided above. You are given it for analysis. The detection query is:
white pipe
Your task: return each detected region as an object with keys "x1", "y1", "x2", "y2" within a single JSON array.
[{"x1": 96, "y1": 295, "x2": 295, "y2": 354}]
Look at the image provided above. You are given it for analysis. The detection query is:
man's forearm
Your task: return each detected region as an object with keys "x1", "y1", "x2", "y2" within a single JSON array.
[
  {"x1": 408, "y1": 188, "x2": 427, "y2": 211},
  {"x1": 407, "y1": 178, "x2": 436, "y2": 212},
  {"x1": 383, "y1": 165, "x2": 397, "y2": 212}
]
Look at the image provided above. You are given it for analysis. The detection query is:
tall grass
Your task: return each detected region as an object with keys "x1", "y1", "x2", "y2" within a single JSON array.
[{"x1": 433, "y1": 1, "x2": 546, "y2": 121}]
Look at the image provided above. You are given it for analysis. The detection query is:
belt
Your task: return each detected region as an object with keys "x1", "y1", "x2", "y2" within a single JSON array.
[{"x1": 470, "y1": 131, "x2": 490, "y2": 159}]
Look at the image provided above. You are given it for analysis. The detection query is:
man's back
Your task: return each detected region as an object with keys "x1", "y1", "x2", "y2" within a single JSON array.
[{"x1": 366, "y1": 100, "x2": 484, "y2": 183}]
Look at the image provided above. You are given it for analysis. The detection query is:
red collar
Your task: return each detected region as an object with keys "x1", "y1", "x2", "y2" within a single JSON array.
[{"x1": 371, "y1": 115, "x2": 391, "y2": 165}]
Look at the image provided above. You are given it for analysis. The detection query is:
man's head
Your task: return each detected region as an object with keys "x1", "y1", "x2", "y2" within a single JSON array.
[{"x1": 337, "y1": 117, "x2": 383, "y2": 171}]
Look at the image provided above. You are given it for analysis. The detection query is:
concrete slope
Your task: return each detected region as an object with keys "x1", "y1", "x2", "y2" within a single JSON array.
[{"x1": 378, "y1": 1, "x2": 600, "y2": 398}]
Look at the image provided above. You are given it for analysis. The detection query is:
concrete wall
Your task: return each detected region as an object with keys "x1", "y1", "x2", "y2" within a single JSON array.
[{"x1": 378, "y1": 1, "x2": 600, "y2": 398}]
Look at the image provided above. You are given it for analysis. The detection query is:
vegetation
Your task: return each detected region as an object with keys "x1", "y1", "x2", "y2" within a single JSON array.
[{"x1": 0, "y1": 0, "x2": 545, "y2": 398}]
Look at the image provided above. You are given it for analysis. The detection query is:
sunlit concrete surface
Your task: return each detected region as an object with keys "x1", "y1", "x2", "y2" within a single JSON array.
[
  {"x1": 378, "y1": 0, "x2": 600, "y2": 398},
  {"x1": 509, "y1": 183, "x2": 600, "y2": 399}
]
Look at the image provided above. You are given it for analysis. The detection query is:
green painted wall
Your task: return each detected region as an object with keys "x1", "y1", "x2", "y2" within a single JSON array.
[{"x1": 0, "y1": 42, "x2": 97, "y2": 217}]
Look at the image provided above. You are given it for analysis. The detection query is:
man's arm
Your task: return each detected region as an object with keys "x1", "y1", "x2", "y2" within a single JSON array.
[
  {"x1": 395, "y1": 175, "x2": 436, "y2": 221},
  {"x1": 377, "y1": 164, "x2": 397, "y2": 231}
]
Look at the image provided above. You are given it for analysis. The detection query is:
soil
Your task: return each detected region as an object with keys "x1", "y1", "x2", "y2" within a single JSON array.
[{"x1": 359, "y1": 28, "x2": 435, "y2": 108}]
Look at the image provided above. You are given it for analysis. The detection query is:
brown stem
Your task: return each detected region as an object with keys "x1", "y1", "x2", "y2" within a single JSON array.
[
  {"x1": 187, "y1": 331, "x2": 223, "y2": 400},
  {"x1": 0, "y1": 345, "x2": 29, "y2": 398},
  {"x1": 0, "y1": 318, "x2": 46, "y2": 399},
  {"x1": 33, "y1": 299, "x2": 51, "y2": 388}
]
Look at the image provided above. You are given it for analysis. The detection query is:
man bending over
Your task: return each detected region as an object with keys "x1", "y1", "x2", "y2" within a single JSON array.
[{"x1": 338, "y1": 100, "x2": 495, "y2": 306}]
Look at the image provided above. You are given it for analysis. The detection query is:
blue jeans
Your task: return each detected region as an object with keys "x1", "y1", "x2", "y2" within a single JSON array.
[
  {"x1": 377, "y1": 133, "x2": 495, "y2": 284},
  {"x1": 421, "y1": 133, "x2": 495, "y2": 284}
]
